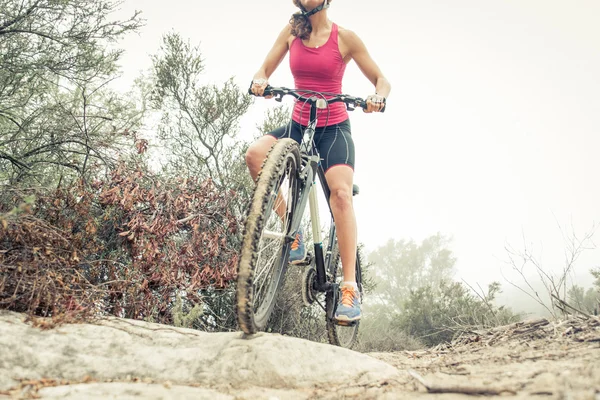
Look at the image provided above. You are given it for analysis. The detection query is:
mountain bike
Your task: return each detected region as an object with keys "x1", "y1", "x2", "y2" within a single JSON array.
[{"x1": 236, "y1": 86, "x2": 384, "y2": 348}]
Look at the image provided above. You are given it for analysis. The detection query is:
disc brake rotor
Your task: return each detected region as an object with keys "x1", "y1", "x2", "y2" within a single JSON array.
[{"x1": 301, "y1": 267, "x2": 318, "y2": 306}]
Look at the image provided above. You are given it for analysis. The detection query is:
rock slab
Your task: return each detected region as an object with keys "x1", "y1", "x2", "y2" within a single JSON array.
[{"x1": 0, "y1": 311, "x2": 400, "y2": 397}]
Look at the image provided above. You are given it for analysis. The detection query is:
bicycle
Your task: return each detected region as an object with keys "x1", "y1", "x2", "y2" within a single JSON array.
[{"x1": 236, "y1": 86, "x2": 385, "y2": 348}]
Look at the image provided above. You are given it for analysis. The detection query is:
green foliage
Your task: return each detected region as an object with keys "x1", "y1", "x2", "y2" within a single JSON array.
[
  {"x1": 359, "y1": 234, "x2": 520, "y2": 349},
  {"x1": 355, "y1": 302, "x2": 423, "y2": 352},
  {"x1": 2, "y1": 83, "x2": 145, "y2": 185},
  {"x1": 591, "y1": 267, "x2": 600, "y2": 292},
  {"x1": 172, "y1": 295, "x2": 204, "y2": 329},
  {"x1": 567, "y1": 284, "x2": 599, "y2": 315},
  {"x1": 0, "y1": 0, "x2": 144, "y2": 185},
  {"x1": 256, "y1": 105, "x2": 292, "y2": 137},
  {"x1": 0, "y1": 0, "x2": 142, "y2": 85},
  {"x1": 150, "y1": 32, "x2": 252, "y2": 190},
  {"x1": 400, "y1": 280, "x2": 519, "y2": 346},
  {"x1": 368, "y1": 233, "x2": 456, "y2": 310}
]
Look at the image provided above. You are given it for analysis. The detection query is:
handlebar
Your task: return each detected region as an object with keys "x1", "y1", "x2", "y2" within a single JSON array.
[{"x1": 248, "y1": 85, "x2": 386, "y2": 113}]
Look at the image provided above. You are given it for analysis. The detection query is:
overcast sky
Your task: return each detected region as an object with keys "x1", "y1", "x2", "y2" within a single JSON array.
[{"x1": 113, "y1": 0, "x2": 600, "y2": 296}]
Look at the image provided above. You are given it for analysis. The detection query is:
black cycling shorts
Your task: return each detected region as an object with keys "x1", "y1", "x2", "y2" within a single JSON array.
[{"x1": 267, "y1": 119, "x2": 355, "y2": 173}]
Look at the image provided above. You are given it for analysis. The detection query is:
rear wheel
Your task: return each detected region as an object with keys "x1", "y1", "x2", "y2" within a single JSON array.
[
  {"x1": 236, "y1": 139, "x2": 301, "y2": 334},
  {"x1": 326, "y1": 245, "x2": 363, "y2": 348}
]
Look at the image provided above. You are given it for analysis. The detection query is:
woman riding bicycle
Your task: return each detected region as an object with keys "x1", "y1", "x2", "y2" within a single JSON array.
[{"x1": 246, "y1": 0, "x2": 391, "y2": 322}]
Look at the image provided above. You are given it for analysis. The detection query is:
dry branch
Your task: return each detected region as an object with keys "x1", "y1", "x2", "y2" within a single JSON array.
[
  {"x1": 1, "y1": 165, "x2": 241, "y2": 327},
  {"x1": 408, "y1": 369, "x2": 516, "y2": 395}
]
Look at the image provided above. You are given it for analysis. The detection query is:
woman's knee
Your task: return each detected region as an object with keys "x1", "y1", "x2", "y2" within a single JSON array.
[
  {"x1": 330, "y1": 187, "x2": 353, "y2": 211},
  {"x1": 245, "y1": 142, "x2": 261, "y2": 168},
  {"x1": 245, "y1": 136, "x2": 275, "y2": 168}
]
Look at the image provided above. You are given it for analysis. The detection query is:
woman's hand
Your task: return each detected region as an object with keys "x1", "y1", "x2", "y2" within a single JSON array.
[
  {"x1": 364, "y1": 94, "x2": 386, "y2": 113},
  {"x1": 251, "y1": 77, "x2": 272, "y2": 98}
]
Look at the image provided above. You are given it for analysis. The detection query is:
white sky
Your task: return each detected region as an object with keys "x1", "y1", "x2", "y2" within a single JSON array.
[{"x1": 113, "y1": 0, "x2": 600, "y2": 295}]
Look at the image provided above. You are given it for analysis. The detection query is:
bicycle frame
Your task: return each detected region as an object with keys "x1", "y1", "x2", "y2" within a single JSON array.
[{"x1": 287, "y1": 100, "x2": 338, "y2": 294}]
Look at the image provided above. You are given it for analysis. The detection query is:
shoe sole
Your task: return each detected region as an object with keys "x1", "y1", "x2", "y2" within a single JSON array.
[
  {"x1": 335, "y1": 320, "x2": 358, "y2": 327},
  {"x1": 289, "y1": 249, "x2": 308, "y2": 265},
  {"x1": 334, "y1": 314, "x2": 361, "y2": 323},
  {"x1": 289, "y1": 258, "x2": 308, "y2": 265}
]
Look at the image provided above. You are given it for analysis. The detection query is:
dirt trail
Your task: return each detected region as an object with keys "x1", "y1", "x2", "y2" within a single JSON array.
[{"x1": 281, "y1": 316, "x2": 600, "y2": 399}]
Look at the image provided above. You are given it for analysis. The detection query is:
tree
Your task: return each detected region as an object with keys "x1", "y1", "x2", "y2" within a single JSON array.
[
  {"x1": 355, "y1": 234, "x2": 456, "y2": 350},
  {"x1": 591, "y1": 267, "x2": 600, "y2": 292},
  {"x1": 591, "y1": 267, "x2": 600, "y2": 315},
  {"x1": 150, "y1": 32, "x2": 252, "y2": 190},
  {"x1": 367, "y1": 233, "x2": 456, "y2": 311},
  {"x1": 0, "y1": 0, "x2": 143, "y2": 184},
  {"x1": 567, "y1": 284, "x2": 599, "y2": 316},
  {"x1": 146, "y1": 33, "x2": 303, "y2": 332},
  {"x1": 0, "y1": 0, "x2": 141, "y2": 86},
  {"x1": 256, "y1": 105, "x2": 291, "y2": 136},
  {"x1": 358, "y1": 234, "x2": 519, "y2": 350},
  {"x1": 1, "y1": 82, "x2": 146, "y2": 185}
]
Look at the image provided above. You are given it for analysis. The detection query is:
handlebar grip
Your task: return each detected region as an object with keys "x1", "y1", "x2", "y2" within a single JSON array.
[
  {"x1": 358, "y1": 99, "x2": 386, "y2": 113},
  {"x1": 248, "y1": 82, "x2": 273, "y2": 97}
]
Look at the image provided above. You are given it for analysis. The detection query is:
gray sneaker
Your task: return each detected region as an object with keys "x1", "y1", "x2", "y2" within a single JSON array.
[
  {"x1": 334, "y1": 284, "x2": 361, "y2": 322},
  {"x1": 288, "y1": 227, "x2": 307, "y2": 264}
]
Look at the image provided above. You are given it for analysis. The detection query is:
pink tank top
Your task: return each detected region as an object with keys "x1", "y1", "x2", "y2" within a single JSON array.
[{"x1": 289, "y1": 23, "x2": 348, "y2": 127}]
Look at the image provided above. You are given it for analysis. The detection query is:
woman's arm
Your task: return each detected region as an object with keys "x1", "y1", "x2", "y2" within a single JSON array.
[
  {"x1": 339, "y1": 29, "x2": 391, "y2": 112},
  {"x1": 251, "y1": 24, "x2": 293, "y2": 96}
]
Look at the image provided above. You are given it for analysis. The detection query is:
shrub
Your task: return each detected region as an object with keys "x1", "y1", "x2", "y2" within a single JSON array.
[{"x1": 0, "y1": 161, "x2": 241, "y2": 325}]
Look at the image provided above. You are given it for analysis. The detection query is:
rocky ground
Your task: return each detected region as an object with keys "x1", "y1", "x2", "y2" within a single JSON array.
[{"x1": 0, "y1": 311, "x2": 599, "y2": 399}]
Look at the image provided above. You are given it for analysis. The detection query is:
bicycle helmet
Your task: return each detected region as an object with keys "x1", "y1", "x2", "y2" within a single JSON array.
[{"x1": 293, "y1": 0, "x2": 331, "y2": 18}]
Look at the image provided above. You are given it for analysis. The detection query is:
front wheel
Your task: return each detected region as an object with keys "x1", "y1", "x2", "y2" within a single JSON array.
[
  {"x1": 326, "y1": 245, "x2": 363, "y2": 349},
  {"x1": 236, "y1": 138, "x2": 301, "y2": 334}
]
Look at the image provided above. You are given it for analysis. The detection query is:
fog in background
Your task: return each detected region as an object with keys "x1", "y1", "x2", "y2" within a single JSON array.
[{"x1": 112, "y1": 0, "x2": 600, "y2": 316}]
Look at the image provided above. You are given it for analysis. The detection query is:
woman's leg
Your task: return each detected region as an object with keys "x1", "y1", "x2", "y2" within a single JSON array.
[
  {"x1": 245, "y1": 135, "x2": 289, "y2": 218},
  {"x1": 246, "y1": 123, "x2": 301, "y2": 220},
  {"x1": 324, "y1": 165, "x2": 357, "y2": 283},
  {"x1": 317, "y1": 120, "x2": 357, "y2": 282},
  {"x1": 317, "y1": 120, "x2": 360, "y2": 321},
  {"x1": 245, "y1": 135, "x2": 277, "y2": 181}
]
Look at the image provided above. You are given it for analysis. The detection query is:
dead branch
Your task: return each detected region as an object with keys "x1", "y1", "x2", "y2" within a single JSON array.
[
  {"x1": 552, "y1": 294, "x2": 596, "y2": 320},
  {"x1": 408, "y1": 369, "x2": 516, "y2": 395}
]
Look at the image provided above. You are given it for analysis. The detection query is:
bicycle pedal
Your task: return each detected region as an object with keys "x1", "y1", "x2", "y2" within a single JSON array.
[
  {"x1": 305, "y1": 252, "x2": 314, "y2": 264},
  {"x1": 290, "y1": 259, "x2": 311, "y2": 266}
]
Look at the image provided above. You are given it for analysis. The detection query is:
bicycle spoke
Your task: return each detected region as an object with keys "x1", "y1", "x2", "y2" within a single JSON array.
[{"x1": 255, "y1": 244, "x2": 280, "y2": 287}]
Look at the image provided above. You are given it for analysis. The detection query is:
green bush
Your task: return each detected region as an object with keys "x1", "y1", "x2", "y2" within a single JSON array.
[{"x1": 399, "y1": 281, "x2": 520, "y2": 347}]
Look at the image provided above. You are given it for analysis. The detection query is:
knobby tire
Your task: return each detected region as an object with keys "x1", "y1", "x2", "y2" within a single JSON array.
[
  {"x1": 236, "y1": 138, "x2": 301, "y2": 334},
  {"x1": 326, "y1": 246, "x2": 363, "y2": 348}
]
